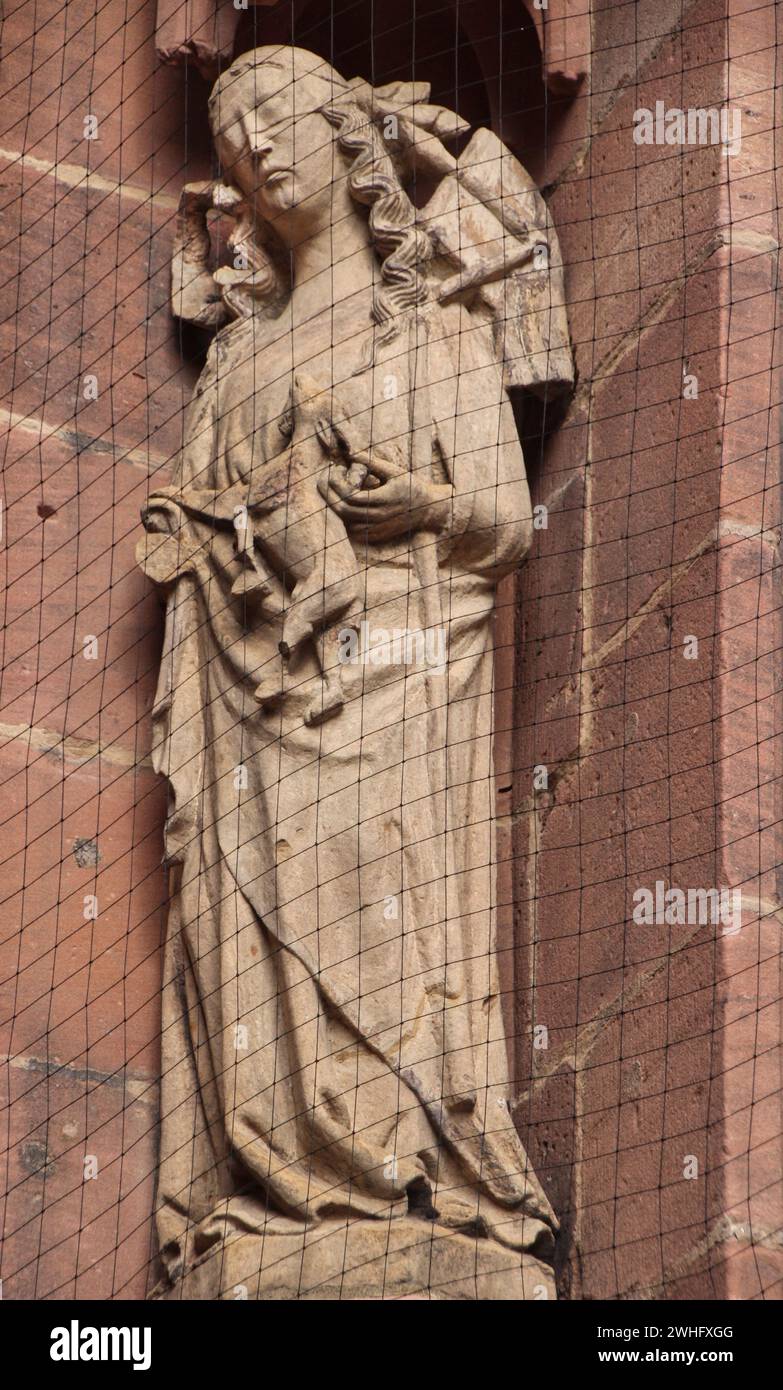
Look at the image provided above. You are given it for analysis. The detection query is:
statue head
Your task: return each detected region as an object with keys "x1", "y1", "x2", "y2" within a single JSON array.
[
  {"x1": 208, "y1": 46, "x2": 466, "y2": 339},
  {"x1": 209, "y1": 48, "x2": 352, "y2": 236}
]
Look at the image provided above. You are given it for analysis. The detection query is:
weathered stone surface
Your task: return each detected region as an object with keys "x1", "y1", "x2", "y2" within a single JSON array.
[
  {"x1": 151, "y1": 1217, "x2": 555, "y2": 1301},
  {"x1": 139, "y1": 44, "x2": 573, "y2": 1301}
]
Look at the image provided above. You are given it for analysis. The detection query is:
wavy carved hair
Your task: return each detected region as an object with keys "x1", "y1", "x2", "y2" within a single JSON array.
[
  {"x1": 209, "y1": 59, "x2": 432, "y2": 345},
  {"x1": 322, "y1": 99, "x2": 431, "y2": 345}
]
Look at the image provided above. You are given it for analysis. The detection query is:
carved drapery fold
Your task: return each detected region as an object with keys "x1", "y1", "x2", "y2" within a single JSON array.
[{"x1": 143, "y1": 43, "x2": 572, "y2": 1301}]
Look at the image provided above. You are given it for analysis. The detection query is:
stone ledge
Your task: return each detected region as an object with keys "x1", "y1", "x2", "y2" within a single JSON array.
[
  {"x1": 0, "y1": 147, "x2": 179, "y2": 212},
  {"x1": 0, "y1": 720, "x2": 153, "y2": 772}
]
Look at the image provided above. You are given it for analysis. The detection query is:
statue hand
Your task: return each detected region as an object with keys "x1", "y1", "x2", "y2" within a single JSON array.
[
  {"x1": 176, "y1": 181, "x2": 244, "y2": 266},
  {"x1": 179, "y1": 180, "x2": 243, "y2": 214},
  {"x1": 317, "y1": 450, "x2": 453, "y2": 541},
  {"x1": 178, "y1": 180, "x2": 214, "y2": 213}
]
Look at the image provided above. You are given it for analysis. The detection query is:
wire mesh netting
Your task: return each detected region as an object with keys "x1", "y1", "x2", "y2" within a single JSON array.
[{"x1": 0, "y1": 0, "x2": 780, "y2": 1302}]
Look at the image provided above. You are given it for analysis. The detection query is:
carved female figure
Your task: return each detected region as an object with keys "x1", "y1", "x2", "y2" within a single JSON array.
[{"x1": 140, "y1": 45, "x2": 571, "y2": 1300}]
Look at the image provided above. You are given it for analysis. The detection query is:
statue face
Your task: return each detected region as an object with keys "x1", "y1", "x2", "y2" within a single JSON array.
[{"x1": 214, "y1": 77, "x2": 346, "y2": 236}]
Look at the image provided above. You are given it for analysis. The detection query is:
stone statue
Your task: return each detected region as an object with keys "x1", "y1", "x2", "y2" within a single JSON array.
[{"x1": 139, "y1": 44, "x2": 572, "y2": 1301}]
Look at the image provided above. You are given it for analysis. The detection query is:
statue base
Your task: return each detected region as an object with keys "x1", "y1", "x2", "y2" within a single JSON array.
[{"x1": 150, "y1": 1217, "x2": 556, "y2": 1301}]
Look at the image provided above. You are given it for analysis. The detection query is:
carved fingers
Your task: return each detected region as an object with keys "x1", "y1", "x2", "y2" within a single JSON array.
[
  {"x1": 317, "y1": 468, "x2": 452, "y2": 539},
  {"x1": 178, "y1": 180, "x2": 215, "y2": 212},
  {"x1": 176, "y1": 181, "x2": 245, "y2": 269},
  {"x1": 211, "y1": 181, "x2": 244, "y2": 214},
  {"x1": 179, "y1": 180, "x2": 243, "y2": 213}
]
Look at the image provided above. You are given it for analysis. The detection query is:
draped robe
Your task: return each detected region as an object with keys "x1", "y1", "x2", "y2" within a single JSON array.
[{"x1": 143, "y1": 292, "x2": 558, "y2": 1299}]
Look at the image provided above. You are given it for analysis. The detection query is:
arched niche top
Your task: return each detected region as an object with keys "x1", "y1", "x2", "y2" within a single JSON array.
[{"x1": 155, "y1": 0, "x2": 589, "y2": 95}]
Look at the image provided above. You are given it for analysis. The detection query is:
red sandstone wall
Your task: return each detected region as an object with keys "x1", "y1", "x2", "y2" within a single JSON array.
[
  {"x1": 513, "y1": 0, "x2": 782, "y2": 1299},
  {"x1": 715, "y1": 0, "x2": 782, "y2": 1300},
  {"x1": 0, "y1": 0, "x2": 779, "y2": 1302},
  {"x1": 0, "y1": 0, "x2": 211, "y2": 1296}
]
